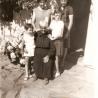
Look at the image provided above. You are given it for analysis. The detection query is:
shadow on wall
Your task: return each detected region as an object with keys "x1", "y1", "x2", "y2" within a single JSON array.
[{"x1": 70, "y1": 0, "x2": 91, "y2": 51}]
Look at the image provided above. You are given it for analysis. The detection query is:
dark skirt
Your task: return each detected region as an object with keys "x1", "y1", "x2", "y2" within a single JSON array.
[
  {"x1": 53, "y1": 39, "x2": 63, "y2": 56},
  {"x1": 33, "y1": 48, "x2": 55, "y2": 79}
]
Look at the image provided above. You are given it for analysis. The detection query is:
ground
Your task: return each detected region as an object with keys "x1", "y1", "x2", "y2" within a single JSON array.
[{"x1": 0, "y1": 51, "x2": 95, "y2": 98}]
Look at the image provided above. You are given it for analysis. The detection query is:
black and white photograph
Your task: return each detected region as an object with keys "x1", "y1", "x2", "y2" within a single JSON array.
[{"x1": 0, "y1": 0, "x2": 97, "y2": 98}]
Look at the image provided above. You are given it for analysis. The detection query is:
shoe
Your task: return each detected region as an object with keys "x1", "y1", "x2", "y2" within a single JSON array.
[
  {"x1": 29, "y1": 75, "x2": 33, "y2": 78},
  {"x1": 55, "y1": 72, "x2": 60, "y2": 78},
  {"x1": 44, "y1": 78, "x2": 49, "y2": 85},
  {"x1": 24, "y1": 76, "x2": 29, "y2": 81},
  {"x1": 32, "y1": 75, "x2": 37, "y2": 81}
]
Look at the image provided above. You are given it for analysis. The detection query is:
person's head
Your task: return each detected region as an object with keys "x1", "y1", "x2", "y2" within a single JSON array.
[
  {"x1": 50, "y1": 0, "x2": 59, "y2": 13},
  {"x1": 24, "y1": 23, "x2": 34, "y2": 34},
  {"x1": 61, "y1": 0, "x2": 68, "y2": 7},
  {"x1": 51, "y1": 5, "x2": 59, "y2": 14},
  {"x1": 39, "y1": 20, "x2": 48, "y2": 31},
  {"x1": 39, "y1": 0, "x2": 46, "y2": 9},
  {"x1": 54, "y1": 10, "x2": 61, "y2": 20}
]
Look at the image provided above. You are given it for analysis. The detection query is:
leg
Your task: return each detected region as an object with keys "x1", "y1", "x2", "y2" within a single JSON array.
[
  {"x1": 29, "y1": 57, "x2": 34, "y2": 76},
  {"x1": 43, "y1": 60, "x2": 54, "y2": 85},
  {"x1": 53, "y1": 40, "x2": 62, "y2": 78},
  {"x1": 24, "y1": 56, "x2": 29, "y2": 80},
  {"x1": 55, "y1": 56, "x2": 60, "y2": 77},
  {"x1": 62, "y1": 48, "x2": 68, "y2": 65}
]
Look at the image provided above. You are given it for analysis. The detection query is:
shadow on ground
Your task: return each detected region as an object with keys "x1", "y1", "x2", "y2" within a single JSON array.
[{"x1": 60, "y1": 51, "x2": 84, "y2": 73}]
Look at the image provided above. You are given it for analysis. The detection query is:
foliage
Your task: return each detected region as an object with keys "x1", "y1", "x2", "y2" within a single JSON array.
[{"x1": 14, "y1": 0, "x2": 38, "y2": 12}]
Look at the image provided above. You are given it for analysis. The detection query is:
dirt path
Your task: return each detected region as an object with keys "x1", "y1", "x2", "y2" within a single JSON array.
[{"x1": 0, "y1": 52, "x2": 95, "y2": 98}]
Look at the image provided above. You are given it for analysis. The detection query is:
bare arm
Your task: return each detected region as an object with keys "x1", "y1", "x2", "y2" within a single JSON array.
[
  {"x1": 64, "y1": 14, "x2": 73, "y2": 39},
  {"x1": 31, "y1": 11, "x2": 36, "y2": 30},
  {"x1": 68, "y1": 14, "x2": 73, "y2": 32}
]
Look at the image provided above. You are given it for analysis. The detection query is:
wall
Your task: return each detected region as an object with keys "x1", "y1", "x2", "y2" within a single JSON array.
[{"x1": 70, "y1": 0, "x2": 91, "y2": 50}]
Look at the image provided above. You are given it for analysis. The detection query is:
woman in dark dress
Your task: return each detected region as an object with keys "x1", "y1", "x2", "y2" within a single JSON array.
[
  {"x1": 33, "y1": 21, "x2": 55, "y2": 85},
  {"x1": 60, "y1": 0, "x2": 73, "y2": 65}
]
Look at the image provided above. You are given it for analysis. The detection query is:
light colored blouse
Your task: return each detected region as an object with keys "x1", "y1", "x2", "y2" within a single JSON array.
[
  {"x1": 23, "y1": 33, "x2": 35, "y2": 56},
  {"x1": 49, "y1": 20, "x2": 64, "y2": 40}
]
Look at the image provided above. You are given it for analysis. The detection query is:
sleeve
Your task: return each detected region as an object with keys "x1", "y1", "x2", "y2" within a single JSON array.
[
  {"x1": 61, "y1": 21, "x2": 65, "y2": 38},
  {"x1": 67, "y1": 6, "x2": 73, "y2": 15}
]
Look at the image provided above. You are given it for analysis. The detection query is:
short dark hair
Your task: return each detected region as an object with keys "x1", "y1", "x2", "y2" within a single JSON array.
[{"x1": 24, "y1": 23, "x2": 34, "y2": 30}]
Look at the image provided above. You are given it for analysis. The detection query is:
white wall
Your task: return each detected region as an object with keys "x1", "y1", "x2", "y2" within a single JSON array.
[
  {"x1": 83, "y1": 0, "x2": 98, "y2": 98},
  {"x1": 84, "y1": 0, "x2": 98, "y2": 67}
]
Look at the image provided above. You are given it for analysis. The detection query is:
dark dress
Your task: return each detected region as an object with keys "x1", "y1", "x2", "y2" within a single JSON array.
[
  {"x1": 33, "y1": 30, "x2": 55, "y2": 79},
  {"x1": 61, "y1": 6, "x2": 73, "y2": 48}
]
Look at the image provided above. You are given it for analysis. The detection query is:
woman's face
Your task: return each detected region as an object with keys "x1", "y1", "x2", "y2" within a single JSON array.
[
  {"x1": 55, "y1": 13, "x2": 61, "y2": 20},
  {"x1": 51, "y1": 5, "x2": 55, "y2": 13}
]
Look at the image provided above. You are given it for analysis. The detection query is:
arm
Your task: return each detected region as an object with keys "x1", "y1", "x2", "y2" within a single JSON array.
[
  {"x1": 65, "y1": 14, "x2": 73, "y2": 39},
  {"x1": 68, "y1": 14, "x2": 73, "y2": 32},
  {"x1": 31, "y1": 11, "x2": 36, "y2": 31},
  {"x1": 64, "y1": 6, "x2": 74, "y2": 39}
]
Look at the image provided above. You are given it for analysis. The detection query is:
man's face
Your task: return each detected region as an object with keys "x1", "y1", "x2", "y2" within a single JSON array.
[
  {"x1": 39, "y1": 2, "x2": 45, "y2": 9},
  {"x1": 61, "y1": 0, "x2": 68, "y2": 6}
]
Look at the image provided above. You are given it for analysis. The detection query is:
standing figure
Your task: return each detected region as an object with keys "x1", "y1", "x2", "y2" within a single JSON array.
[
  {"x1": 49, "y1": 10, "x2": 64, "y2": 78},
  {"x1": 31, "y1": 0, "x2": 51, "y2": 31},
  {"x1": 33, "y1": 21, "x2": 55, "y2": 85},
  {"x1": 49, "y1": 0, "x2": 59, "y2": 21},
  {"x1": 23, "y1": 23, "x2": 35, "y2": 81},
  {"x1": 60, "y1": 0, "x2": 73, "y2": 63}
]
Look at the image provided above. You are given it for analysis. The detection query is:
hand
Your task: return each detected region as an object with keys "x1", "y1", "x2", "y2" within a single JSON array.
[
  {"x1": 43, "y1": 56, "x2": 49, "y2": 63},
  {"x1": 48, "y1": 34, "x2": 56, "y2": 40},
  {"x1": 48, "y1": 34, "x2": 53, "y2": 40}
]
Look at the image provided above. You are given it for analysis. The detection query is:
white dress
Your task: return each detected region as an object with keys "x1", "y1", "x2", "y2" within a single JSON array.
[{"x1": 23, "y1": 33, "x2": 35, "y2": 57}]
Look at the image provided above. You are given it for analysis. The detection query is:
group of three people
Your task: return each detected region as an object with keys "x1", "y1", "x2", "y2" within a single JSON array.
[{"x1": 22, "y1": 0, "x2": 73, "y2": 85}]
